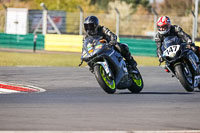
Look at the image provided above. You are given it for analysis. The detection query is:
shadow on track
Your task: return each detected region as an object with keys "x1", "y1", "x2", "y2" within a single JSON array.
[{"x1": 117, "y1": 91, "x2": 195, "y2": 95}]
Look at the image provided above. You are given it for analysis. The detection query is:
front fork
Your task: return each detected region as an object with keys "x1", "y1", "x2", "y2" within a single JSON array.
[
  {"x1": 95, "y1": 59, "x2": 113, "y2": 79},
  {"x1": 164, "y1": 62, "x2": 176, "y2": 77}
]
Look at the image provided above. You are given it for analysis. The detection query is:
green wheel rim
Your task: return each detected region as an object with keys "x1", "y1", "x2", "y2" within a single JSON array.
[
  {"x1": 131, "y1": 74, "x2": 142, "y2": 87},
  {"x1": 100, "y1": 66, "x2": 115, "y2": 89}
]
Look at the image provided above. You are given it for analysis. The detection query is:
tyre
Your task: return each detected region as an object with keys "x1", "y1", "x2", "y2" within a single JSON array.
[
  {"x1": 128, "y1": 68, "x2": 144, "y2": 93},
  {"x1": 94, "y1": 65, "x2": 116, "y2": 94},
  {"x1": 175, "y1": 64, "x2": 194, "y2": 92},
  {"x1": 198, "y1": 83, "x2": 200, "y2": 90}
]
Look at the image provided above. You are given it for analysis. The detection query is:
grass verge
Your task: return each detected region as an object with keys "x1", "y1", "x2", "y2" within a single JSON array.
[{"x1": 0, "y1": 51, "x2": 160, "y2": 67}]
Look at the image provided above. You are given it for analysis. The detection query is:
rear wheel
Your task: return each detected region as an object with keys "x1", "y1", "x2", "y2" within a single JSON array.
[
  {"x1": 128, "y1": 68, "x2": 144, "y2": 93},
  {"x1": 94, "y1": 65, "x2": 116, "y2": 94},
  {"x1": 175, "y1": 64, "x2": 194, "y2": 92}
]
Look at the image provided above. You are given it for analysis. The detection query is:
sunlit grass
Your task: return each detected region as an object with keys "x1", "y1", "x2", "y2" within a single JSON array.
[
  {"x1": 0, "y1": 51, "x2": 159, "y2": 67},
  {"x1": 134, "y1": 56, "x2": 160, "y2": 66}
]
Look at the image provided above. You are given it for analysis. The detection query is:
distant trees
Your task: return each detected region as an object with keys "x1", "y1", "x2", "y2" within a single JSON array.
[
  {"x1": 89, "y1": 0, "x2": 150, "y2": 12},
  {"x1": 89, "y1": 0, "x2": 111, "y2": 9},
  {"x1": 121, "y1": 0, "x2": 149, "y2": 9},
  {"x1": 1, "y1": 0, "x2": 199, "y2": 16},
  {"x1": 158, "y1": 0, "x2": 193, "y2": 16},
  {"x1": 32, "y1": 0, "x2": 94, "y2": 12}
]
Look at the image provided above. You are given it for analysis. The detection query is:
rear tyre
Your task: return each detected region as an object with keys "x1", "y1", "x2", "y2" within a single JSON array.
[
  {"x1": 94, "y1": 65, "x2": 116, "y2": 94},
  {"x1": 128, "y1": 68, "x2": 144, "y2": 93},
  {"x1": 175, "y1": 64, "x2": 194, "y2": 92}
]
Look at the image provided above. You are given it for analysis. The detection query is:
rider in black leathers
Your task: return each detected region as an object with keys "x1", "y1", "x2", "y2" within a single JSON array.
[
  {"x1": 155, "y1": 16, "x2": 200, "y2": 63},
  {"x1": 83, "y1": 16, "x2": 138, "y2": 72}
]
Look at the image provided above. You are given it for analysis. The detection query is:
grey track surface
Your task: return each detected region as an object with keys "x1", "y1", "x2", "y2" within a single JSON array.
[{"x1": 0, "y1": 66, "x2": 200, "y2": 131}]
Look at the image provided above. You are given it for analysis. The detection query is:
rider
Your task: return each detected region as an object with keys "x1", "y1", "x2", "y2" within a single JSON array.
[
  {"x1": 155, "y1": 16, "x2": 200, "y2": 63},
  {"x1": 83, "y1": 15, "x2": 138, "y2": 72}
]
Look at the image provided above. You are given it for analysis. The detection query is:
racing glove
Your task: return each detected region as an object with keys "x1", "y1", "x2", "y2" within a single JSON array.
[
  {"x1": 186, "y1": 39, "x2": 193, "y2": 49},
  {"x1": 109, "y1": 40, "x2": 117, "y2": 46},
  {"x1": 186, "y1": 40, "x2": 197, "y2": 52},
  {"x1": 159, "y1": 56, "x2": 164, "y2": 63},
  {"x1": 187, "y1": 39, "x2": 193, "y2": 45}
]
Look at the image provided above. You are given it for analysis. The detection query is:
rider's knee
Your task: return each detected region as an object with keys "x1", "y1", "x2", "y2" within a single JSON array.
[{"x1": 119, "y1": 43, "x2": 129, "y2": 53}]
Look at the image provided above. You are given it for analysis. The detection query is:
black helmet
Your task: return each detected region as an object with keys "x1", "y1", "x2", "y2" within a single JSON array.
[{"x1": 84, "y1": 16, "x2": 99, "y2": 35}]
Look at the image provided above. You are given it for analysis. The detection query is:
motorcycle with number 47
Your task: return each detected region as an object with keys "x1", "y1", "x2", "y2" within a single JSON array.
[
  {"x1": 160, "y1": 36, "x2": 200, "y2": 92},
  {"x1": 79, "y1": 36, "x2": 144, "y2": 94}
]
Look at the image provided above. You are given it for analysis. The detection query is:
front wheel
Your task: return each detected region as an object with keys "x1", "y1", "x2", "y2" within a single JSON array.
[
  {"x1": 198, "y1": 83, "x2": 200, "y2": 90},
  {"x1": 175, "y1": 64, "x2": 194, "y2": 92},
  {"x1": 94, "y1": 65, "x2": 116, "y2": 94},
  {"x1": 128, "y1": 68, "x2": 144, "y2": 93}
]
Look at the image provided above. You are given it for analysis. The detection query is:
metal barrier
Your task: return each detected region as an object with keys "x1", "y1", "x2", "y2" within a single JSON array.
[
  {"x1": 1, "y1": 33, "x2": 200, "y2": 57},
  {"x1": 0, "y1": 33, "x2": 44, "y2": 50},
  {"x1": 120, "y1": 38, "x2": 157, "y2": 57},
  {"x1": 45, "y1": 34, "x2": 83, "y2": 52}
]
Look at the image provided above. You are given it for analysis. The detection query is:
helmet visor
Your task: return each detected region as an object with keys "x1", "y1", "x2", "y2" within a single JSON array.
[
  {"x1": 157, "y1": 24, "x2": 169, "y2": 32},
  {"x1": 84, "y1": 23, "x2": 95, "y2": 31}
]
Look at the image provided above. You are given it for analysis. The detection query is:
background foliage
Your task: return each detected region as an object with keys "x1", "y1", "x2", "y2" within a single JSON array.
[
  {"x1": 1, "y1": 0, "x2": 151, "y2": 13},
  {"x1": 159, "y1": 0, "x2": 194, "y2": 16},
  {"x1": 0, "y1": 0, "x2": 199, "y2": 36},
  {"x1": 0, "y1": 0, "x2": 198, "y2": 16}
]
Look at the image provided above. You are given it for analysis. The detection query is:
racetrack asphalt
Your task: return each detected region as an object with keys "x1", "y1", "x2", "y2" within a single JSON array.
[{"x1": 0, "y1": 66, "x2": 200, "y2": 131}]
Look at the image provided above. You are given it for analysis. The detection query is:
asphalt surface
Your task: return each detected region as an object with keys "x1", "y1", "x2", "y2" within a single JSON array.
[{"x1": 0, "y1": 66, "x2": 200, "y2": 131}]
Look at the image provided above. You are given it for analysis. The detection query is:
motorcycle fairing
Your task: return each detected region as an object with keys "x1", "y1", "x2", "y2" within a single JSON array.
[{"x1": 95, "y1": 49, "x2": 130, "y2": 88}]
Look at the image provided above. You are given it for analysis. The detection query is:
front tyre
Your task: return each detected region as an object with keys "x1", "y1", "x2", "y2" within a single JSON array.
[
  {"x1": 198, "y1": 83, "x2": 200, "y2": 90},
  {"x1": 128, "y1": 68, "x2": 144, "y2": 93},
  {"x1": 94, "y1": 65, "x2": 116, "y2": 94},
  {"x1": 175, "y1": 64, "x2": 194, "y2": 92}
]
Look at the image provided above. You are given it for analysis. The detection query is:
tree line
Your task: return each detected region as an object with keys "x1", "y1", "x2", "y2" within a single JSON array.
[{"x1": 0, "y1": 0, "x2": 198, "y2": 16}]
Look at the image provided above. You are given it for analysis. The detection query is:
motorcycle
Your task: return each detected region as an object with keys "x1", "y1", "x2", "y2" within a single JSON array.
[
  {"x1": 160, "y1": 36, "x2": 200, "y2": 92},
  {"x1": 79, "y1": 36, "x2": 144, "y2": 94}
]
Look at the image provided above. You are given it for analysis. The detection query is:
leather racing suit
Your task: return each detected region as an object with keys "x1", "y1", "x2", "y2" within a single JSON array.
[
  {"x1": 84, "y1": 25, "x2": 137, "y2": 70},
  {"x1": 155, "y1": 25, "x2": 200, "y2": 62}
]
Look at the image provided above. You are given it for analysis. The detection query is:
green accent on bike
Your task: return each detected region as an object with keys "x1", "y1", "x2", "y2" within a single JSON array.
[
  {"x1": 100, "y1": 66, "x2": 115, "y2": 89},
  {"x1": 131, "y1": 74, "x2": 142, "y2": 87}
]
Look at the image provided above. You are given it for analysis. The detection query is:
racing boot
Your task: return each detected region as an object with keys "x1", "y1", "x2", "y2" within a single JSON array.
[
  {"x1": 194, "y1": 46, "x2": 200, "y2": 74},
  {"x1": 119, "y1": 43, "x2": 138, "y2": 73},
  {"x1": 127, "y1": 56, "x2": 138, "y2": 74},
  {"x1": 195, "y1": 46, "x2": 200, "y2": 59}
]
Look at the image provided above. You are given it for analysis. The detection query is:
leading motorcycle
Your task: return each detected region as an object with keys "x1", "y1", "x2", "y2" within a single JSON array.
[
  {"x1": 161, "y1": 36, "x2": 200, "y2": 92},
  {"x1": 79, "y1": 36, "x2": 144, "y2": 94}
]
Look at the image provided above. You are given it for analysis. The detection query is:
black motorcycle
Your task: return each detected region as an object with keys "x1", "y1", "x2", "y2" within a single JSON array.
[
  {"x1": 161, "y1": 36, "x2": 200, "y2": 92},
  {"x1": 79, "y1": 36, "x2": 144, "y2": 94}
]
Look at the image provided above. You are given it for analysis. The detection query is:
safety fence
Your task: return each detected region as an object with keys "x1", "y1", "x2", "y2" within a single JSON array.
[
  {"x1": 1, "y1": 8, "x2": 199, "y2": 37},
  {"x1": 1, "y1": 33, "x2": 200, "y2": 57}
]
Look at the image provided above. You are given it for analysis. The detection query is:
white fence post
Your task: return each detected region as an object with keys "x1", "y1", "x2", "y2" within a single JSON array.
[
  {"x1": 152, "y1": 8, "x2": 158, "y2": 40},
  {"x1": 115, "y1": 8, "x2": 120, "y2": 38},
  {"x1": 195, "y1": 0, "x2": 199, "y2": 38},
  {"x1": 2, "y1": 4, "x2": 7, "y2": 33},
  {"x1": 191, "y1": 10, "x2": 195, "y2": 42},
  {"x1": 40, "y1": 3, "x2": 47, "y2": 35},
  {"x1": 77, "y1": 6, "x2": 83, "y2": 35}
]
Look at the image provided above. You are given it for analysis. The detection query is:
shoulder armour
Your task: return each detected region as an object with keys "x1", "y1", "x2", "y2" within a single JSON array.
[
  {"x1": 174, "y1": 25, "x2": 183, "y2": 32},
  {"x1": 155, "y1": 32, "x2": 161, "y2": 42},
  {"x1": 102, "y1": 26, "x2": 111, "y2": 35}
]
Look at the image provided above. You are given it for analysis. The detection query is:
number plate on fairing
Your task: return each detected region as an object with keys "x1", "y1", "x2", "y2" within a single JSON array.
[{"x1": 163, "y1": 45, "x2": 180, "y2": 57}]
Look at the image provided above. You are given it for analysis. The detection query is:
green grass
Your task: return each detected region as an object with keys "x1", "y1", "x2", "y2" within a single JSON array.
[{"x1": 0, "y1": 51, "x2": 160, "y2": 66}]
